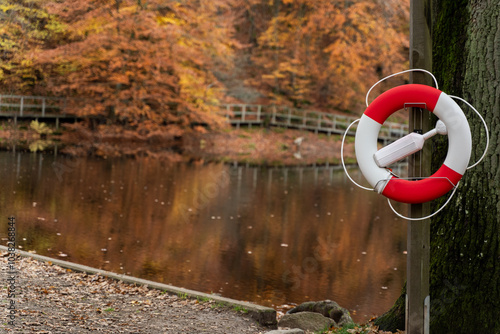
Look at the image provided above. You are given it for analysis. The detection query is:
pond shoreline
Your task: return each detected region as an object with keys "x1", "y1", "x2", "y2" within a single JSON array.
[{"x1": 0, "y1": 121, "x2": 357, "y2": 167}]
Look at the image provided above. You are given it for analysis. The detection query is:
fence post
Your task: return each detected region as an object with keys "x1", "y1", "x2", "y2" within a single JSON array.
[
  {"x1": 42, "y1": 98, "x2": 46, "y2": 117},
  {"x1": 20, "y1": 96, "x2": 24, "y2": 117},
  {"x1": 315, "y1": 112, "x2": 321, "y2": 134}
]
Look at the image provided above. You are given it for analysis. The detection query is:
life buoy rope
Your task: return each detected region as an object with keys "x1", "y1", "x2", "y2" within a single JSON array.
[{"x1": 355, "y1": 84, "x2": 472, "y2": 204}]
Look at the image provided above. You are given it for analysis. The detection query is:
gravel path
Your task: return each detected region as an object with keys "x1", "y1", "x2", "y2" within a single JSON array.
[{"x1": 1, "y1": 253, "x2": 270, "y2": 333}]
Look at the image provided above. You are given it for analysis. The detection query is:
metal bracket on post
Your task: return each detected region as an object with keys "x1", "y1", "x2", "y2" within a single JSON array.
[
  {"x1": 424, "y1": 295, "x2": 430, "y2": 334},
  {"x1": 404, "y1": 102, "x2": 427, "y2": 111},
  {"x1": 405, "y1": 294, "x2": 409, "y2": 331}
]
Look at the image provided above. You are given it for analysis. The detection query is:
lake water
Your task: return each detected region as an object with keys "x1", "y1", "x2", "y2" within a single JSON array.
[{"x1": 0, "y1": 151, "x2": 408, "y2": 323}]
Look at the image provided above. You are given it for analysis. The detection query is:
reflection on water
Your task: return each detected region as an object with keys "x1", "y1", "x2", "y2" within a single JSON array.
[{"x1": 0, "y1": 151, "x2": 408, "y2": 322}]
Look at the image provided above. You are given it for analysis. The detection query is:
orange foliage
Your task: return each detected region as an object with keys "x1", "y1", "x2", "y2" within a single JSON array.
[
  {"x1": 0, "y1": 0, "x2": 409, "y2": 128},
  {"x1": 241, "y1": 0, "x2": 409, "y2": 112},
  {"x1": 36, "y1": 0, "x2": 239, "y2": 129}
]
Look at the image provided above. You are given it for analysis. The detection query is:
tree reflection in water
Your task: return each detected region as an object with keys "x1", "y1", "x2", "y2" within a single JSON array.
[{"x1": 0, "y1": 152, "x2": 408, "y2": 323}]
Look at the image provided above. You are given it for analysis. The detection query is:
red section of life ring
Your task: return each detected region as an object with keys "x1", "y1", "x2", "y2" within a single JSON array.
[
  {"x1": 355, "y1": 84, "x2": 472, "y2": 204},
  {"x1": 382, "y1": 164, "x2": 463, "y2": 204},
  {"x1": 365, "y1": 84, "x2": 441, "y2": 124}
]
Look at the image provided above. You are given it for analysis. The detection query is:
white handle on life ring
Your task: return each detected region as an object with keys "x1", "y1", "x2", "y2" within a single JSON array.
[{"x1": 355, "y1": 84, "x2": 472, "y2": 204}]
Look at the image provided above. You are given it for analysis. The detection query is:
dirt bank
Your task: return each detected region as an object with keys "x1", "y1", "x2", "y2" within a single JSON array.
[
  {"x1": 184, "y1": 127, "x2": 356, "y2": 166},
  {"x1": 0, "y1": 121, "x2": 356, "y2": 166}
]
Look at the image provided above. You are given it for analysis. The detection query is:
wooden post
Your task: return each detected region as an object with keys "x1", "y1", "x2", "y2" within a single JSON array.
[
  {"x1": 407, "y1": 0, "x2": 432, "y2": 333},
  {"x1": 20, "y1": 96, "x2": 24, "y2": 117},
  {"x1": 42, "y1": 98, "x2": 46, "y2": 117}
]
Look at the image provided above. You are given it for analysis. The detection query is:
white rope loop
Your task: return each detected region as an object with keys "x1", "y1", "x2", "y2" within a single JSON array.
[
  {"x1": 387, "y1": 181, "x2": 460, "y2": 221},
  {"x1": 365, "y1": 69, "x2": 439, "y2": 107}
]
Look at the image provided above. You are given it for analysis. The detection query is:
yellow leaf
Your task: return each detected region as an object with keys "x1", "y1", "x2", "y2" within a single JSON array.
[{"x1": 156, "y1": 14, "x2": 185, "y2": 26}]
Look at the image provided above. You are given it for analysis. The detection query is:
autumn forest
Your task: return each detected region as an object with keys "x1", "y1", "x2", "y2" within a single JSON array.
[{"x1": 0, "y1": 0, "x2": 409, "y2": 133}]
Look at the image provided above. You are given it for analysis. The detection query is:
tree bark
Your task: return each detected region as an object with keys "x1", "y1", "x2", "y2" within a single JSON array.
[
  {"x1": 373, "y1": 283, "x2": 406, "y2": 331},
  {"x1": 375, "y1": 0, "x2": 500, "y2": 333},
  {"x1": 430, "y1": 0, "x2": 500, "y2": 332}
]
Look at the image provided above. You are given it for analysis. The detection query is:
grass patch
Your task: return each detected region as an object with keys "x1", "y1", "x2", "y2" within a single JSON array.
[
  {"x1": 343, "y1": 136, "x2": 355, "y2": 144},
  {"x1": 197, "y1": 296, "x2": 212, "y2": 303},
  {"x1": 237, "y1": 133, "x2": 252, "y2": 139},
  {"x1": 177, "y1": 292, "x2": 188, "y2": 300},
  {"x1": 271, "y1": 127, "x2": 287, "y2": 134},
  {"x1": 245, "y1": 142, "x2": 256, "y2": 150},
  {"x1": 210, "y1": 302, "x2": 226, "y2": 309},
  {"x1": 278, "y1": 143, "x2": 289, "y2": 151},
  {"x1": 342, "y1": 157, "x2": 357, "y2": 165},
  {"x1": 321, "y1": 323, "x2": 370, "y2": 334},
  {"x1": 232, "y1": 305, "x2": 249, "y2": 313}
]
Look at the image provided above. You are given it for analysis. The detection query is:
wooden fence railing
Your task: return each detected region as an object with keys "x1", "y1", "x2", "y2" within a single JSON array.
[
  {"x1": 0, "y1": 95, "x2": 408, "y2": 140},
  {"x1": 220, "y1": 104, "x2": 408, "y2": 141},
  {"x1": 0, "y1": 95, "x2": 71, "y2": 117},
  {"x1": 0, "y1": 95, "x2": 76, "y2": 128}
]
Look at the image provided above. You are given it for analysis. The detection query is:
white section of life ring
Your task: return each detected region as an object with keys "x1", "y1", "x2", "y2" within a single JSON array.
[
  {"x1": 354, "y1": 114, "x2": 392, "y2": 193},
  {"x1": 433, "y1": 92, "x2": 472, "y2": 175}
]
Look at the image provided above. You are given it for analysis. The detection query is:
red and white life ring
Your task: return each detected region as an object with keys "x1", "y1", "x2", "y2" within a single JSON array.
[{"x1": 355, "y1": 84, "x2": 472, "y2": 204}]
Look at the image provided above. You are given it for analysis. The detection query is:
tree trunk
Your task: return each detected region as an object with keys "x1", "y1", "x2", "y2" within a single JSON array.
[{"x1": 375, "y1": 0, "x2": 500, "y2": 333}]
